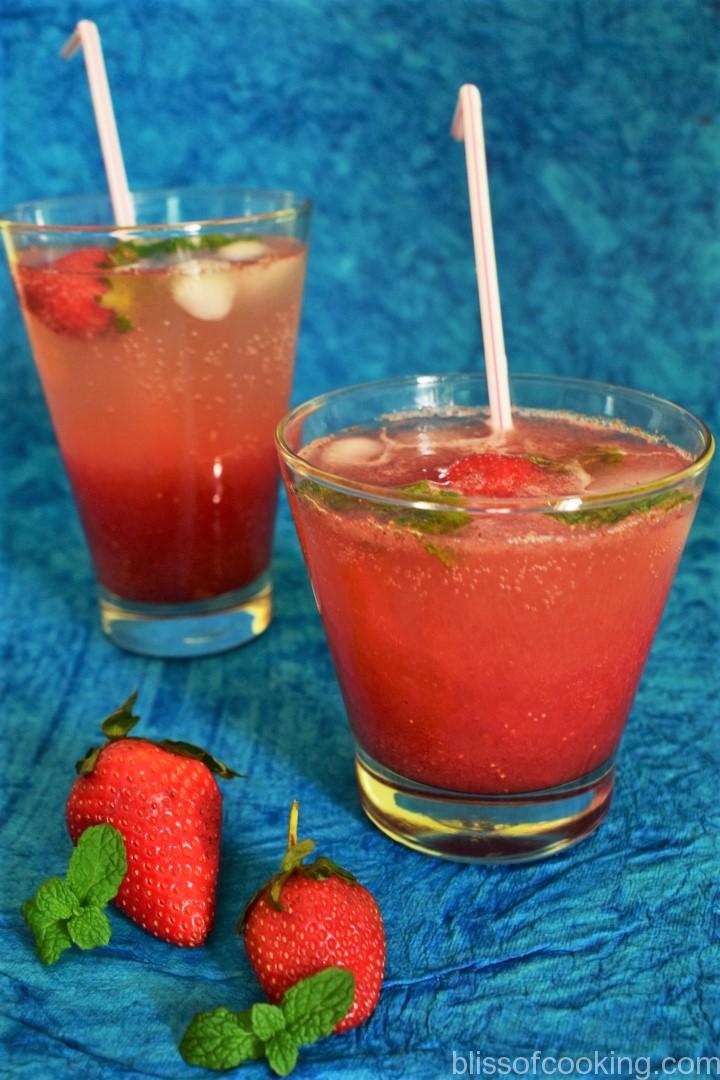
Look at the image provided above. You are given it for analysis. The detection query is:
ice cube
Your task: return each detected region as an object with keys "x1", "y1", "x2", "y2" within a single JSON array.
[
  {"x1": 170, "y1": 258, "x2": 235, "y2": 320},
  {"x1": 221, "y1": 240, "x2": 269, "y2": 262},
  {"x1": 321, "y1": 437, "x2": 385, "y2": 470},
  {"x1": 234, "y1": 252, "x2": 303, "y2": 307}
]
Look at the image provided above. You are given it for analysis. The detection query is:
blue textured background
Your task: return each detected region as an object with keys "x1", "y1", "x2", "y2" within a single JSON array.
[{"x1": 1, "y1": 2, "x2": 718, "y2": 1078}]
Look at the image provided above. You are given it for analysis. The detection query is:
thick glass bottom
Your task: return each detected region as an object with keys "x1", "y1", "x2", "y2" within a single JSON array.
[
  {"x1": 99, "y1": 572, "x2": 272, "y2": 658},
  {"x1": 355, "y1": 748, "x2": 615, "y2": 863}
]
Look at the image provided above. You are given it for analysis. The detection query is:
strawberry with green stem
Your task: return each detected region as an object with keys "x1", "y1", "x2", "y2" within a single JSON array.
[
  {"x1": 180, "y1": 802, "x2": 384, "y2": 1076},
  {"x1": 65, "y1": 692, "x2": 239, "y2": 947},
  {"x1": 241, "y1": 801, "x2": 385, "y2": 1033}
]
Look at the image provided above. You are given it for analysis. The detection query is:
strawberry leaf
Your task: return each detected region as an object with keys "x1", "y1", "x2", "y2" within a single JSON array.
[
  {"x1": 66, "y1": 825, "x2": 127, "y2": 907},
  {"x1": 281, "y1": 967, "x2": 355, "y2": 1044},
  {"x1": 280, "y1": 838, "x2": 315, "y2": 874},
  {"x1": 67, "y1": 908, "x2": 111, "y2": 950},
  {"x1": 21, "y1": 899, "x2": 73, "y2": 966},
  {"x1": 265, "y1": 1031, "x2": 299, "y2": 1077},
  {"x1": 100, "y1": 691, "x2": 140, "y2": 739},
  {"x1": 154, "y1": 739, "x2": 242, "y2": 779},
  {"x1": 250, "y1": 1002, "x2": 286, "y2": 1040},
  {"x1": 180, "y1": 1007, "x2": 263, "y2": 1069}
]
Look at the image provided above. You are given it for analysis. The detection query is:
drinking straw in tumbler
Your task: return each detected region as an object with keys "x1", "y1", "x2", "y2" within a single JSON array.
[
  {"x1": 61, "y1": 20, "x2": 135, "y2": 227},
  {"x1": 452, "y1": 84, "x2": 512, "y2": 431}
]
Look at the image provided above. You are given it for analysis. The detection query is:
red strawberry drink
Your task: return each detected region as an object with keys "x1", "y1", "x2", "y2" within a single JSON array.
[
  {"x1": 3, "y1": 189, "x2": 310, "y2": 656},
  {"x1": 277, "y1": 374, "x2": 713, "y2": 861}
]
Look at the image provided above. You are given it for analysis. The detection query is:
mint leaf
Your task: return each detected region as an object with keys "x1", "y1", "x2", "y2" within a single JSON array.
[
  {"x1": 67, "y1": 907, "x2": 111, "y2": 950},
  {"x1": 389, "y1": 481, "x2": 470, "y2": 536},
  {"x1": 578, "y1": 445, "x2": 625, "y2": 468},
  {"x1": 551, "y1": 489, "x2": 692, "y2": 528},
  {"x1": 22, "y1": 824, "x2": 127, "y2": 967},
  {"x1": 265, "y1": 1031, "x2": 299, "y2": 1077},
  {"x1": 66, "y1": 824, "x2": 127, "y2": 906},
  {"x1": 296, "y1": 479, "x2": 360, "y2": 513},
  {"x1": 179, "y1": 968, "x2": 355, "y2": 1076},
  {"x1": 251, "y1": 1002, "x2": 286, "y2": 1040},
  {"x1": 281, "y1": 967, "x2": 355, "y2": 1044},
  {"x1": 420, "y1": 541, "x2": 456, "y2": 568},
  {"x1": 34, "y1": 877, "x2": 79, "y2": 920},
  {"x1": 297, "y1": 476, "x2": 471, "y2": 537},
  {"x1": 22, "y1": 899, "x2": 73, "y2": 966},
  {"x1": 107, "y1": 233, "x2": 238, "y2": 267},
  {"x1": 397, "y1": 480, "x2": 462, "y2": 502},
  {"x1": 180, "y1": 1007, "x2": 264, "y2": 1070}
]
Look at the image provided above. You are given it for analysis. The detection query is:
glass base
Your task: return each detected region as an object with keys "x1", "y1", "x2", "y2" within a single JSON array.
[
  {"x1": 99, "y1": 573, "x2": 272, "y2": 658},
  {"x1": 355, "y1": 749, "x2": 615, "y2": 863}
]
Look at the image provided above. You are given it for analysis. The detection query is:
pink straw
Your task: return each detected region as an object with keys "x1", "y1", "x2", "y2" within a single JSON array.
[
  {"x1": 451, "y1": 84, "x2": 512, "y2": 431},
  {"x1": 61, "y1": 20, "x2": 135, "y2": 227}
]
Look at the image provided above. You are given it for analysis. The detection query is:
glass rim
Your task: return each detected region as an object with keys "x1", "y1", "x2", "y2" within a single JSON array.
[
  {"x1": 0, "y1": 184, "x2": 312, "y2": 233},
  {"x1": 276, "y1": 372, "x2": 715, "y2": 514}
]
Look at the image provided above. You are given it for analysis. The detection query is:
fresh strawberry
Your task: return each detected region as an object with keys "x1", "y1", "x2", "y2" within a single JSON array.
[
  {"x1": 442, "y1": 451, "x2": 575, "y2": 498},
  {"x1": 241, "y1": 802, "x2": 385, "y2": 1033},
  {"x1": 17, "y1": 247, "x2": 128, "y2": 338},
  {"x1": 66, "y1": 693, "x2": 239, "y2": 948}
]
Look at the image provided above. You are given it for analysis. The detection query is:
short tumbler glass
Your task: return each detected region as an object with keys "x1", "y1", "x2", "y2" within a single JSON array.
[
  {"x1": 277, "y1": 373, "x2": 713, "y2": 862},
  {"x1": 2, "y1": 187, "x2": 311, "y2": 657}
]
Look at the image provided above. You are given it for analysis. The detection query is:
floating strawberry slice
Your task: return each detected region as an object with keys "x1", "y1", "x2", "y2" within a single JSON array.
[
  {"x1": 18, "y1": 247, "x2": 118, "y2": 339},
  {"x1": 442, "y1": 452, "x2": 578, "y2": 498}
]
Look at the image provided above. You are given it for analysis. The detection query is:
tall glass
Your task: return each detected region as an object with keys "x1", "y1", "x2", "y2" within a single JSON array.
[
  {"x1": 277, "y1": 374, "x2": 713, "y2": 862},
  {"x1": 2, "y1": 188, "x2": 311, "y2": 657}
]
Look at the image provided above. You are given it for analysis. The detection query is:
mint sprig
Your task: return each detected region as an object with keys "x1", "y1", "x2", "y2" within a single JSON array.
[
  {"x1": 22, "y1": 824, "x2": 127, "y2": 965},
  {"x1": 390, "y1": 480, "x2": 470, "y2": 535},
  {"x1": 180, "y1": 967, "x2": 355, "y2": 1075},
  {"x1": 551, "y1": 489, "x2": 693, "y2": 528},
  {"x1": 106, "y1": 233, "x2": 243, "y2": 267}
]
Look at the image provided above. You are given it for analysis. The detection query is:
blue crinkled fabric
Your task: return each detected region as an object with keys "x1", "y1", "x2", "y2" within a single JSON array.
[{"x1": 0, "y1": 1, "x2": 718, "y2": 1078}]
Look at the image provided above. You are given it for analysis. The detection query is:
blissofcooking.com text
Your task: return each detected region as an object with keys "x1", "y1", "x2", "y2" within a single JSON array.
[{"x1": 450, "y1": 1051, "x2": 720, "y2": 1077}]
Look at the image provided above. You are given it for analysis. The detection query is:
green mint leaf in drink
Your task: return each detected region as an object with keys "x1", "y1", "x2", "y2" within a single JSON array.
[
  {"x1": 22, "y1": 824, "x2": 127, "y2": 965},
  {"x1": 420, "y1": 541, "x2": 457, "y2": 568},
  {"x1": 390, "y1": 480, "x2": 470, "y2": 536},
  {"x1": 250, "y1": 1002, "x2": 286, "y2": 1040},
  {"x1": 577, "y1": 445, "x2": 626, "y2": 468},
  {"x1": 281, "y1": 967, "x2": 355, "y2": 1045},
  {"x1": 67, "y1": 907, "x2": 112, "y2": 950},
  {"x1": 265, "y1": 1031, "x2": 299, "y2": 1077},
  {"x1": 296, "y1": 479, "x2": 361, "y2": 514},
  {"x1": 107, "y1": 233, "x2": 244, "y2": 267},
  {"x1": 179, "y1": 1007, "x2": 264, "y2": 1070},
  {"x1": 66, "y1": 824, "x2": 128, "y2": 906},
  {"x1": 552, "y1": 489, "x2": 693, "y2": 528},
  {"x1": 21, "y1": 899, "x2": 73, "y2": 966}
]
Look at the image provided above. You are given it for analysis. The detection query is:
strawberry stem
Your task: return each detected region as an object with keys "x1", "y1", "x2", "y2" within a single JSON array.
[{"x1": 288, "y1": 800, "x2": 300, "y2": 849}]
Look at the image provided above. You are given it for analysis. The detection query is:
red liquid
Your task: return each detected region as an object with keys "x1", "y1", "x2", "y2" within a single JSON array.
[
  {"x1": 288, "y1": 414, "x2": 697, "y2": 794},
  {"x1": 17, "y1": 238, "x2": 306, "y2": 603}
]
